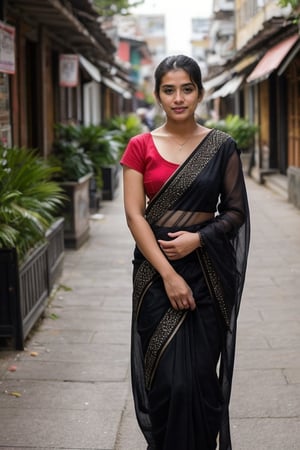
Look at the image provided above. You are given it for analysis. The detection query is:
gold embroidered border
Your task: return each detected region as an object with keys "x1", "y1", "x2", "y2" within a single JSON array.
[
  {"x1": 144, "y1": 308, "x2": 187, "y2": 390},
  {"x1": 132, "y1": 260, "x2": 188, "y2": 390},
  {"x1": 197, "y1": 248, "x2": 230, "y2": 328},
  {"x1": 133, "y1": 259, "x2": 157, "y2": 317}
]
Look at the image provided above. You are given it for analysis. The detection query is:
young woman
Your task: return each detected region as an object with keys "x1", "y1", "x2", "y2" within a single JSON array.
[{"x1": 120, "y1": 55, "x2": 250, "y2": 450}]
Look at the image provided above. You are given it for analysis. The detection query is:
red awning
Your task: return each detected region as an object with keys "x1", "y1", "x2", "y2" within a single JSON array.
[{"x1": 247, "y1": 34, "x2": 299, "y2": 83}]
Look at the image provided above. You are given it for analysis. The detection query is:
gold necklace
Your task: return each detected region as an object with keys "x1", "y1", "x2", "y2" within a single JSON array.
[
  {"x1": 174, "y1": 136, "x2": 192, "y2": 152},
  {"x1": 162, "y1": 126, "x2": 200, "y2": 150},
  {"x1": 167, "y1": 130, "x2": 199, "y2": 150},
  {"x1": 171, "y1": 135, "x2": 192, "y2": 150}
]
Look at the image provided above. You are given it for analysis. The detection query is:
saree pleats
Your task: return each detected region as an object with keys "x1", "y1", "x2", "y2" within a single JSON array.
[
  {"x1": 134, "y1": 252, "x2": 223, "y2": 450},
  {"x1": 130, "y1": 130, "x2": 250, "y2": 450}
]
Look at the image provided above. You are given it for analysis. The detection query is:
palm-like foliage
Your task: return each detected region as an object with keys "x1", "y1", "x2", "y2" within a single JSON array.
[
  {"x1": 79, "y1": 124, "x2": 122, "y2": 165},
  {"x1": 105, "y1": 114, "x2": 143, "y2": 158},
  {"x1": 0, "y1": 145, "x2": 65, "y2": 261},
  {"x1": 78, "y1": 124, "x2": 122, "y2": 189},
  {"x1": 205, "y1": 114, "x2": 259, "y2": 150},
  {"x1": 51, "y1": 124, "x2": 94, "y2": 181},
  {"x1": 50, "y1": 118, "x2": 142, "y2": 189}
]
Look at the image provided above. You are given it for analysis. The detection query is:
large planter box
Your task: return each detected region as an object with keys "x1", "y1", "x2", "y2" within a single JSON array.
[
  {"x1": 60, "y1": 173, "x2": 92, "y2": 248},
  {"x1": 287, "y1": 166, "x2": 300, "y2": 210},
  {"x1": 89, "y1": 176, "x2": 102, "y2": 212},
  {"x1": 101, "y1": 164, "x2": 120, "y2": 201},
  {"x1": 240, "y1": 151, "x2": 252, "y2": 175},
  {"x1": 0, "y1": 218, "x2": 64, "y2": 350}
]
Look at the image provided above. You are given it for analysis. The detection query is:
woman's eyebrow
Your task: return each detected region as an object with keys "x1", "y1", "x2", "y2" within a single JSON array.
[{"x1": 161, "y1": 82, "x2": 194, "y2": 88}]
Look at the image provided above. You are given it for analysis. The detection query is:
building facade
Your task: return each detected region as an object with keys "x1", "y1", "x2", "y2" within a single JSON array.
[
  {"x1": 204, "y1": 0, "x2": 300, "y2": 209},
  {"x1": 0, "y1": 0, "x2": 134, "y2": 156}
]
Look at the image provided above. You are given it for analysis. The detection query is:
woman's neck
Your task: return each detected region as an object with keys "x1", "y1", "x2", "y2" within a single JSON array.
[{"x1": 162, "y1": 121, "x2": 201, "y2": 137}]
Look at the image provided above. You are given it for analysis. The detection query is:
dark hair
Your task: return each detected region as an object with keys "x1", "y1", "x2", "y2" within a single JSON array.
[{"x1": 154, "y1": 55, "x2": 204, "y2": 98}]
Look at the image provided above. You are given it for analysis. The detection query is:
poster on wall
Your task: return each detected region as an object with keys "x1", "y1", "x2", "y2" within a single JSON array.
[
  {"x1": 0, "y1": 73, "x2": 12, "y2": 147},
  {"x1": 0, "y1": 21, "x2": 15, "y2": 74},
  {"x1": 59, "y1": 54, "x2": 79, "y2": 87}
]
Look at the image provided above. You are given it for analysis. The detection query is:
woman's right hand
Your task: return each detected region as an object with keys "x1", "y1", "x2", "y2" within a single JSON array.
[{"x1": 162, "y1": 272, "x2": 196, "y2": 311}]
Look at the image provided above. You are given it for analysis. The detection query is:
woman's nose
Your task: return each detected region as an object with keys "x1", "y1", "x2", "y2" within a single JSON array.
[{"x1": 174, "y1": 90, "x2": 184, "y2": 102}]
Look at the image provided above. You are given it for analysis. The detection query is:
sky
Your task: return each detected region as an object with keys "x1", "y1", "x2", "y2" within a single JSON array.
[{"x1": 130, "y1": 0, "x2": 214, "y2": 55}]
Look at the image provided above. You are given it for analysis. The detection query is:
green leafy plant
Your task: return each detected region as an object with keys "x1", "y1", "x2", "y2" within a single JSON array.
[
  {"x1": 0, "y1": 145, "x2": 65, "y2": 261},
  {"x1": 79, "y1": 124, "x2": 122, "y2": 163},
  {"x1": 104, "y1": 114, "x2": 143, "y2": 158},
  {"x1": 278, "y1": 0, "x2": 300, "y2": 23},
  {"x1": 278, "y1": 0, "x2": 299, "y2": 8},
  {"x1": 205, "y1": 114, "x2": 259, "y2": 150},
  {"x1": 51, "y1": 117, "x2": 142, "y2": 189},
  {"x1": 93, "y1": 0, "x2": 144, "y2": 16},
  {"x1": 51, "y1": 124, "x2": 94, "y2": 181},
  {"x1": 78, "y1": 124, "x2": 123, "y2": 189}
]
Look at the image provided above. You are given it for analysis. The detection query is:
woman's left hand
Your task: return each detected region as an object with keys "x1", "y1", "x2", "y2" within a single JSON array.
[{"x1": 158, "y1": 231, "x2": 200, "y2": 260}]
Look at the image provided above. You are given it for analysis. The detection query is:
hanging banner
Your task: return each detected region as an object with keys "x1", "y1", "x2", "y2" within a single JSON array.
[
  {"x1": 0, "y1": 21, "x2": 15, "y2": 74},
  {"x1": 59, "y1": 54, "x2": 79, "y2": 87}
]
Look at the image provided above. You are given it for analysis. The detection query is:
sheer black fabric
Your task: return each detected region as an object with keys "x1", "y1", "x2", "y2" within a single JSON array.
[{"x1": 130, "y1": 130, "x2": 250, "y2": 450}]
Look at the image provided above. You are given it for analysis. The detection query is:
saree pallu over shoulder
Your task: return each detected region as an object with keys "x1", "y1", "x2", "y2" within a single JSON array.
[{"x1": 146, "y1": 129, "x2": 230, "y2": 224}]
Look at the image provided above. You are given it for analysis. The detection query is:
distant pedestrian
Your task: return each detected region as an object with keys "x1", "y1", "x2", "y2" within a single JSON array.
[
  {"x1": 136, "y1": 107, "x2": 154, "y2": 131},
  {"x1": 120, "y1": 54, "x2": 250, "y2": 450}
]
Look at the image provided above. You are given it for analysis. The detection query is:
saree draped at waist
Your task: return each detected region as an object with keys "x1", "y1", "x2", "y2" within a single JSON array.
[{"x1": 130, "y1": 130, "x2": 250, "y2": 450}]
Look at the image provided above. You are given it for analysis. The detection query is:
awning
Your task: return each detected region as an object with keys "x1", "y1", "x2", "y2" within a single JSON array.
[
  {"x1": 79, "y1": 56, "x2": 101, "y2": 83},
  {"x1": 7, "y1": 0, "x2": 116, "y2": 65},
  {"x1": 102, "y1": 76, "x2": 132, "y2": 99},
  {"x1": 203, "y1": 71, "x2": 232, "y2": 91},
  {"x1": 232, "y1": 54, "x2": 260, "y2": 73},
  {"x1": 211, "y1": 75, "x2": 244, "y2": 99},
  {"x1": 247, "y1": 34, "x2": 299, "y2": 83},
  {"x1": 278, "y1": 39, "x2": 300, "y2": 75}
]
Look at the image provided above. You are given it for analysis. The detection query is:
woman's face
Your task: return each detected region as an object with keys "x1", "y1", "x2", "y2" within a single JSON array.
[{"x1": 156, "y1": 69, "x2": 202, "y2": 121}]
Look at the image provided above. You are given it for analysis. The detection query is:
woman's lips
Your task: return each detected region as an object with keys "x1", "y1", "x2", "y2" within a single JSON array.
[{"x1": 172, "y1": 107, "x2": 186, "y2": 113}]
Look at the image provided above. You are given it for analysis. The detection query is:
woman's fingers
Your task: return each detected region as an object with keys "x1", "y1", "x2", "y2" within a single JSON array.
[
  {"x1": 163, "y1": 272, "x2": 196, "y2": 311},
  {"x1": 158, "y1": 232, "x2": 199, "y2": 260},
  {"x1": 171, "y1": 293, "x2": 196, "y2": 311}
]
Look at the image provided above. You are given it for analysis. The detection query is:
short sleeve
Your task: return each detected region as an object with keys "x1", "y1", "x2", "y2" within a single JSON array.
[{"x1": 120, "y1": 134, "x2": 148, "y2": 174}]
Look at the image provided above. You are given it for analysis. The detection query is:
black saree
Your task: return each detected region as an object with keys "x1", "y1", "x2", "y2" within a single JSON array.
[{"x1": 130, "y1": 129, "x2": 250, "y2": 450}]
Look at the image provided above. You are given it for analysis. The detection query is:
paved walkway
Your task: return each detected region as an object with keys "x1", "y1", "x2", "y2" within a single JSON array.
[{"x1": 0, "y1": 176, "x2": 299, "y2": 450}]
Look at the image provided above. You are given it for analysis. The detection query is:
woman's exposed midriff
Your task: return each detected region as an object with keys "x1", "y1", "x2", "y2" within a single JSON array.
[{"x1": 156, "y1": 210, "x2": 215, "y2": 227}]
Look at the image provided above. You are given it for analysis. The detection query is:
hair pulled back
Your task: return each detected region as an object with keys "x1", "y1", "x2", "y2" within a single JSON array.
[{"x1": 154, "y1": 54, "x2": 204, "y2": 98}]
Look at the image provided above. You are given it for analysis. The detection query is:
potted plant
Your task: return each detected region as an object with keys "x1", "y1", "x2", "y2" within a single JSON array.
[
  {"x1": 101, "y1": 114, "x2": 143, "y2": 200},
  {"x1": 205, "y1": 114, "x2": 259, "y2": 172},
  {"x1": 0, "y1": 144, "x2": 65, "y2": 350},
  {"x1": 77, "y1": 124, "x2": 122, "y2": 202},
  {"x1": 105, "y1": 113, "x2": 143, "y2": 159},
  {"x1": 51, "y1": 124, "x2": 94, "y2": 248}
]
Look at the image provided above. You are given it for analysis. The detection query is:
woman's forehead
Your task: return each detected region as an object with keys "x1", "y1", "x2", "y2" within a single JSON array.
[{"x1": 160, "y1": 69, "x2": 193, "y2": 85}]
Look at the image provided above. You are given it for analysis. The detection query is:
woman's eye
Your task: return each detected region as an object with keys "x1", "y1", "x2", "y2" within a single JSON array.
[
  {"x1": 183, "y1": 87, "x2": 193, "y2": 94},
  {"x1": 163, "y1": 88, "x2": 174, "y2": 95}
]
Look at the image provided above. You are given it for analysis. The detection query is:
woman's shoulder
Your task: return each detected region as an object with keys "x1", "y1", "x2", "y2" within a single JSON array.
[
  {"x1": 208, "y1": 128, "x2": 237, "y2": 152},
  {"x1": 129, "y1": 132, "x2": 152, "y2": 145},
  {"x1": 122, "y1": 132, "x2": 153, "y2": 163},
  {"x1": 210, "y1": 128, "x2": 234, "y2": 143}
]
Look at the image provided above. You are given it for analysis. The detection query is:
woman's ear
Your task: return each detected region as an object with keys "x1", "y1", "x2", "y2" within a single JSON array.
[
  {"x1": 198, "y1": 90, "x2": 204, "y2": 103},
  {"x1": 154, "y1": 91, "x2": 161, "y2": 106}
]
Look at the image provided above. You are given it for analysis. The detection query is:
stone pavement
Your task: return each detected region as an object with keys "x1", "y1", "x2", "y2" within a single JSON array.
[{"x1": 0, "y1": 176, "x2": 299, "y2": 450}]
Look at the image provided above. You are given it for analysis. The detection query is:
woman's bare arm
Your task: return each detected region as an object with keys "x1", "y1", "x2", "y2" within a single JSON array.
[{"x1": 123, "y1": 166, "x2": 196, "y2": 310}]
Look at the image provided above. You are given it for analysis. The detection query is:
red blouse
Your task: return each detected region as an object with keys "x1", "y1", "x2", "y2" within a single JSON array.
[{"x1": 120, "y1": 132, "x2": 179, "y2": 199}]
